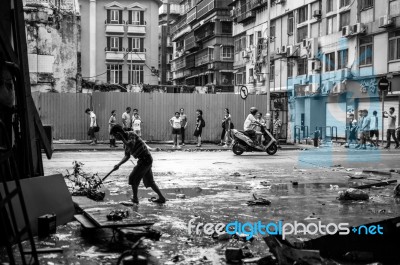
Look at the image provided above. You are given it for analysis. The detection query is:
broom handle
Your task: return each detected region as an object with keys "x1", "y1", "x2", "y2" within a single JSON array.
[{"x1": 92, "y1": 168, "x2": 115, "y2": 189}]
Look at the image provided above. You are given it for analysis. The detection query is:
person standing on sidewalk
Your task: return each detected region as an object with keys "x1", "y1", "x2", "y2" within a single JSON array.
[
  {"x1": 170, "y1": 112, "x2": 182, "y2": 149},
  {"x1": 255, "y1": 112, "x2": 265, "y2": 146},
  {"x1": 122, "y1": 107, "x2": 132, "y2": 131},
  {"x1": 356, "y1": 110, "x2": 365, "y2": 149},
  {"x1": 85, "y1": 108, "x2": 98, "y2": 145},
  {"x1": 369, "y1": 110, "x2": 379, "y2": 149},
  {"x1": 111, "y1": 125, "x2": 166, "y2": 204},
  {"x1": 194, "y1": 109, "x2": 205, "y2": 147},
  {"x1": 132, "y1": 112, "x2": 142, "y2": 137},
  {"x1": 383, "y1": 107, "x2": 400, "y2": 149},
  {"x1": 180, "y1": 108, "x2": 187, "y2": 146},
  {"x1": 218, "y1": 108, "x2": 232, "y2": 147},
  {"x1": 273, "y1": 112, "x2": 282, "y2": 148},
  {"x1": 360, "y1": 109, "x2": 371, "y2": 150},
  {"x1": 109, "y1": 110, "x2": 118, "y2": 148}
]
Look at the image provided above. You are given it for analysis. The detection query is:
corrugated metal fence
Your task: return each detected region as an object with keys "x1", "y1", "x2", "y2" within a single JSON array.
[{"x1": 32, "y1": 92, "x2": 270, "y2": 142}]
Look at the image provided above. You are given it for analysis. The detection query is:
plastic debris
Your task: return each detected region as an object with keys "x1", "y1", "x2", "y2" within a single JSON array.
[
  {"x1": 338, "y1": 188, "x2": 369, "y2": 201},
  {"x1": 176, "y1": 194, "x2": 186, "y2": 199},
  {"x1": 225, "y1": 247, "x2": 243, "y2": 263},
  {"x1": 247, "y1": 194, "x2": 271, "y2": 206},
  {"x1": 230, "y1": 172, "x2": 241, "y2": 176}
]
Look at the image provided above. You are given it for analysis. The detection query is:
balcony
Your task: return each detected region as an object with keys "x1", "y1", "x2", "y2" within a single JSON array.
[
  {"x1": 185, "y1": 32, "x2": 199, "y2": 51},
  {"x1": 127, "y1": 52, "x2": 146, "y2": 61},
  {"x1": 187, "y1": 7, "x2": 197, "y2": 23},
  {"x1": 126, "y1": 22, "x2": 146, "y2": 35},
  {"x1": 195, "y1": 29, "x2": 215, "y2": 42},
  {"x1": 105, "y1": 20, "x2": 125, "y2": 34},
  {"x1": 196, "y1": 54, "x2": 213, "y2": 66},
  {"x1": 236, "y1": 10, "x2": 256, "y2": 23},
  {"x1": 105, "y1": 47, "x2": 125, "y2": 61}
]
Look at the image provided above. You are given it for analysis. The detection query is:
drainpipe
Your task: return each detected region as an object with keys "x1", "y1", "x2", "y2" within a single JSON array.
[{"x1": 266, "y1": 0, "x2": 271, "y2": 115}]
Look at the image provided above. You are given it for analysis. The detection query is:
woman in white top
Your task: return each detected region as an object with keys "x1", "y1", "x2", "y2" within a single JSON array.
[
  {"x1": 169, "y1": 112, "x2": 182, "y2": 148},
  {"x1": 109, "y1": 110, "x2": 117, "y2": 148},
  {"x1": 85, "y1": 108, "x2": 97, "y2": 145}
]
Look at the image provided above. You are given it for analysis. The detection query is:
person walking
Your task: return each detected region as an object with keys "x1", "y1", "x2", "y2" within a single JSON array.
[
  {"x1": 170, "y1": 112, "x2": 182, "y2": 149},
  {"x1": 122, "y1": 107, "x2": 132, "y2": 131},
  {"x1": 85, "y1": 108, "x2": 98, "y2": 145},
  {"x1": 194, "y1": 109, "x2": 205, "y2": 147},
  {"x1": 179, "y1": 108, "x2": 188, "y2": 146},
  {"x1": 355, "y1": 110, "x2": 364, "y2": 149},
  {"x1": 273, "y1": 112, "x2": 282, "y2": 148},
  {"x1": 369, "y1": 110, "x2": 379, "y2": 149},
  {"x1": 218, "y1": 108, "x2": 232, "y2": 147},
  {"x1": 347, "y1": 114, "x2": 358, "y2": 147},
  {"x1": 111, "y1": 125, "x2": 166, "y2": 204},
  {"x1": 132, "y1": 112, "x2": 142, "y2": 137},
  {"x1": 360, "y1": 109, "x2": 371, "y2": 150},
  {"x1": 109, "y1": 110, "x2": 118, "y2": 148},
  {"x1": 383, "y1": 107, "x2": 400, "y2": 149}
]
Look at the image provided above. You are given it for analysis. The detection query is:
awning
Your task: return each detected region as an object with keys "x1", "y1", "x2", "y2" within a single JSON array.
[{"x1": 220, "y1": 70, "x2": 235, "y2": 73}]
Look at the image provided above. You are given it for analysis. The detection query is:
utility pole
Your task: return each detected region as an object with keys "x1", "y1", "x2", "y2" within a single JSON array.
[
  {"x1": 160, "y1": 0, "x2": 170, "y2": 85},
  {"x1": 266, "y1": 0, "x2": 271, "y2": 116}
]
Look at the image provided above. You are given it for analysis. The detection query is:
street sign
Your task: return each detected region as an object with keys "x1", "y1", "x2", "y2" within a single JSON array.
[
  {"x1": 378, "y1": 77, "x2": 390, "y2": 91},
  {"x1": 240, "y1": 85, "x2": 248, "y2": 100}
]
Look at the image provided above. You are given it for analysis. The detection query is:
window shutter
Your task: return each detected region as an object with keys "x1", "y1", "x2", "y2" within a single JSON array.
[
  {"x1": 119, "y1": 37, "x2": 123, "y2": 51},
  {"x1": 140, "y1": 67, "x2": 144, "y2": 83},
  {"x1": 119, "y1": 10, "x2": 123, "y2": 24},
  {"x1": 107, "y1": 10, "x2": 110, "y2": 23},
  {"x1": 119, "y1": 65, "x2": 122, "y2": 84},
  {"x1": 140, "y1": 11, "x2": 144, "y2": 25},
  {"x1": 128, "y1": 38, "x2": 132, "y2": 51},
  {"x1": 128, "y1": 11, "x2": 132, "y2": 24},
  {"x1": 107, "y1": 37, "x2": 110, "y2": 50},
  {"x1": 140, "y1": 38, "x2": 144, "y2": 52},
  {"x1": 107, "y1": 68, "x2": 110, "y2": 83}
]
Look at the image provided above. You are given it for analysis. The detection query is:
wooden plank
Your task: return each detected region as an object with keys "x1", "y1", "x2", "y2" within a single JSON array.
[
  {"x1": 74, "y1": 214, "x2": 96, "y2": 229},
  {"x1": 355, "y1": 180, "x2": 397, "y2": 190}
]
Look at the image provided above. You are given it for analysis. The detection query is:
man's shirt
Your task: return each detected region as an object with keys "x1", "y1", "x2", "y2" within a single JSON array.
[
  {"x1": 370, "y1": 116, "x2": 378, "y2": 130},
  {"x1": 122, "y1": 112, "x2": 131, "y2": 128},
  {"x1": 244, "y1": 114, "x2": 256, "y2": 131},
  {"x1": 90, "y1": 112, "x2": 97, "y2": 127},
  {"x1": 124, "y1": 131, "x2": 150, "y2": 159}
]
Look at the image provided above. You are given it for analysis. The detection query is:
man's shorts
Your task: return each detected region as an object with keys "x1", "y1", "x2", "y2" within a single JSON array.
[
  {"x1": 370, "y1": 130, "x2": 379, "y2": 138},
  {"x1": 128, "y1": 155, "x2": 155, "y2": 188},
  {"x1": 363, "y1": 131, "x2": 370, "y2": 140},
  {"x1": 172, "y1": 128, "x2": 180, "y2": 134}
]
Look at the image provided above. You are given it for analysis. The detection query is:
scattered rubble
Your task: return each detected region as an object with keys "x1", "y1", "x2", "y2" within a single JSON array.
[
  {"x1": 230, "y1": 172, "x2": 241, "y2": 177},
  {"x1": 394, "y1": 184, "x2": 400, "y2": 197},
  {"x1": 338, "y1": 188, "x2": 369, "y2": 201},
  {"x1": 247, "y1": 194, "x2": 271, "y2": 206}
]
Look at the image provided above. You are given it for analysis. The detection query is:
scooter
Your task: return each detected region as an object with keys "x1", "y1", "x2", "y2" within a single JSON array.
[{"x1": 230, "y1": 125, "x2": 278, "y2": 155}]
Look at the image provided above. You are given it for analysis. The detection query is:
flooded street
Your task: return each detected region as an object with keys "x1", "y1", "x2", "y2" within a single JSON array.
[{"x1": 39, "y1": 148, "x2": 400, "y2": 264}]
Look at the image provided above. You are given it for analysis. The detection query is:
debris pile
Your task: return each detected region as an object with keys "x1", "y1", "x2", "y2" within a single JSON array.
[
  {"x1": 64, "y1": 161, "x2": 105, "y2": 201},
  {"x1": 338, "y1": 188, "x2": 369, "y2": 201}
]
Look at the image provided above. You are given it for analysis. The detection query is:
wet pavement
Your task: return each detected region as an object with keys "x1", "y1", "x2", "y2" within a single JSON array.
[{"x1": 18, "y1": 148, "x2": 400, "y2": 264}]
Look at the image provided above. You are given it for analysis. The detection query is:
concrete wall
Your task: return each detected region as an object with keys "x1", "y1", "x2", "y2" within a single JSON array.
[{"x1": 25, "y1": 3, "x2": 81, "y2": 93}]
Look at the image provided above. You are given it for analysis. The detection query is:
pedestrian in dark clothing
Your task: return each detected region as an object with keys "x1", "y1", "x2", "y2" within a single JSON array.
[
  {"x1": 109, "y1": 110, "x2": 118, "y2": 148},
  {"x1": 111, "y1": 125, "x2": 166, "y2": 204},
  {"x1": 194, "y1": 109, "x2": 205, "y2": 147},
  {"x1": 180, "y1": 108, "x2": 188, "y2": 146}
]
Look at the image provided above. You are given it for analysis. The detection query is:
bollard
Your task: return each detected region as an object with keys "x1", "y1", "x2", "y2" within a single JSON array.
[{"x1": 313, "y1": 130, "x2": 320, "y2": 147}]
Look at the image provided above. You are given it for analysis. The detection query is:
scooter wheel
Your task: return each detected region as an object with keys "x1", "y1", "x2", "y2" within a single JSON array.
[
  {"x1": 266, "y1": 143, "x2": 278, "y2": 155},
  {"x1": 232, "y1": 143, "x2": 244, "y2": 155}
]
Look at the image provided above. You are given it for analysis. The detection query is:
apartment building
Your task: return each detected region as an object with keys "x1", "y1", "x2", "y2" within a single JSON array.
[
  {"x1": 159, "y1": 0, "x2": 181, "y2": 85},
  {"x1": 232, "y1": 0, "x2": 400, "y2": 142},
  {"x1": 170, "y1": 0, "x2": 235, "y2": 93},
  {"x1": 80, "y1": 0, "x2": 162, "y2": 90}
]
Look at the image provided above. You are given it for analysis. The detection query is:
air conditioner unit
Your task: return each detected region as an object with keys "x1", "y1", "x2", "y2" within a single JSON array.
[
  {"x1": 230, "y1": 10, "x2": 236, "y2": 17},
  {"x1": 249, "y1": 76, "x2": 255, "y2": 83},
  {"x1": 310, "y1": 83, "x2": 320, "y2": 93},
  {"x1": 276, "y1": 47, "x2": 281, "y2": 55},
  {"x1": 259, "y1": 74, "x2": 265, "y2": 81},
  {"x1": 313, "y1": 10, "x2": 322, "y2": 19},
  {"x1": 342, "y1": 26, "x2": 351, "y2": 37},
  {"x1": 333, "y1": 82, "x2": 345, "y2": 93},
  {"x1": 302, "y1": 39, "x2": 308, "y2": 49},
  {"x1": 379, "y1": 15, "x2": 394, "y2": 28},
  {"x1": 242, "y1": 50, "x2": 249, "y2": 58},
  {"x1": 353, "y1": 23, "x2": 365, "y2": 35},
  {"x1": 311, "y1": 60, "x2": 321, "y2": 71},
  {"x1": 307, "y1": 38, "x2": 319, "y2": 59}
]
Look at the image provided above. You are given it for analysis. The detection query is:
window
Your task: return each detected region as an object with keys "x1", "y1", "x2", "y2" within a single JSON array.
[
  {"x1": 340, "y1": 11, "x2": 350, "y2": 29},
  {"x1": 234, "y1": 39, "x2": 241, "y2": 53},
  {"x1": 241, "y1": 36, "x2": 247, "y2": 50},
  {"x1": 128, "y1": 38, "x2": 144, "y2": 52},
  {"x1": 129, "y1": 10, "x2": 144, "y2": 25},
  {"x1": 249, "y1": 68, "x2": 254, "y2": 82},
  {"x1": 327, "y1": 0, "x2": 334, "y2": 12},
  {"x1": 340, "y1": 0, "x2": 351, "y2": 8},
  {"x1": 360, "y1": 36, "x2": 373, "y2": 66},
  {"x1": 327, "y1": 16, "x2": 335, "y2": 34},
  {"x1": 221, "y1": 22, "x2": 232, "y2": 34},
  {"x1": 249, "y1": 34, "x2": 254, "y2": 47},
  {"x1": 325, "y1": 52, "x2": 335, "y2": 72},
  {"x1": 270, "y1": 20, "x2": 276, "y2": 42},
  {"x1": 107, "y1": 64, "x2": 122, "y2": 84},
  {"x1": 297, "y1": 26, "x2": 308, "y2": 43},
  {"x1": 128, "y1": 65, "x2": 143, "y2": 84},
  {"x1": 221, "y1": 46, "x2": 233, "y2": 59},
  {"x1": 288, "y1": 12, "x2": 294, "y2": 35},
  {"x1": 107, "y1": 9, "x2": 122, "y2": 24},
  {"x1": 236, "y1": 72, "x2": 246, "y2": 85},
  {"x1": 361, "y1": 0, "x2": 374, "y2": 9},
  {"x1": 298, "y1": 58, "x2": 308, "y2": 75},
  {"x1": 298, "y1": 5, "x2": 308, "y2": 24},
  {"x1": 338, "y1": 49, "x2": 348, "y2": 69},
  {"x1": 270, "y1": 62, "x2": 275, "y2": 80},
  {"x1": 287, "y1": 62, "x2": 293, "y2": 78},
  {"x1": 389, "y1": 31, "x2": 400, "y2": 61},
  {"x1": 107, "y1": 37, "x2": 122, "y2": 51}
]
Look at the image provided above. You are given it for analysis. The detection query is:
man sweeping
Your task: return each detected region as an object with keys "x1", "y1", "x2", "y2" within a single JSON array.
[{"x1": 110, "y1": 124, "x2": 166, "y2": 204}]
